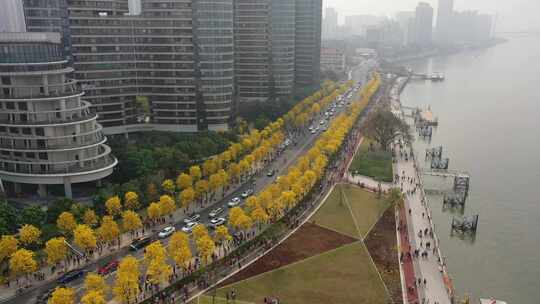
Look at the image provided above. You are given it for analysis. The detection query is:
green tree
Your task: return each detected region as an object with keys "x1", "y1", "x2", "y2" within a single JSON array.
[{"x1": 365, "y1": 109, "x2": 410, "y2": 150}]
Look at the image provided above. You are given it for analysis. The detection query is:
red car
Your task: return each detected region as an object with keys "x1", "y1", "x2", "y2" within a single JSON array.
[{"x1": 98, "y1": 260, "x2": 119, "y2": 275}]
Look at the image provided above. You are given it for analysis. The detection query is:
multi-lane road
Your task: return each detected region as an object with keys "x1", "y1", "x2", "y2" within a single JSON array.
[{"x1": 6, "y1": 61, "x2": 377, "y2": 304}]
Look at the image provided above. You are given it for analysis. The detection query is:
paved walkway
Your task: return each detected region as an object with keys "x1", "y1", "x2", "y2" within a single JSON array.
[
  {"x1": 345, "y1": 173, "x2": 393, "y2": 192},
  {"x1": 397, "y1": 203, "x2": 420, "y2": 304},
  {"x1": 394, "y1": 143, "x2": 452, "y2": 304}
]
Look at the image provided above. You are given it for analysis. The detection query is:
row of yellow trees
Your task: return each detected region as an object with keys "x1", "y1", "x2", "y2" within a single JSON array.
[
  {"x1": 86, "y1": 81, "x2": 361, "y2": 304},
  {"x1": 0, "y1": 80, "x2": 357, "y2": 303},
  {"x1": 227, "y1": 74, "x2": 381, "y2": 231}
]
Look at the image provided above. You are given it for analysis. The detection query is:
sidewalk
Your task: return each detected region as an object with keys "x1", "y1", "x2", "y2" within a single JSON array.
[
  {"x1": 397, "y1": 203, "x2": 420, "y2": 304},
  {"x1": 394, "y1": 143, "x2": 452, "y2": 304}
]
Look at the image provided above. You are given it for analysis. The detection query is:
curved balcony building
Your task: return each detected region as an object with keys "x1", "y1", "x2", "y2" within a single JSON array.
[{"x1": 0, "y1": 32, "x2": 117, "y2": 198}]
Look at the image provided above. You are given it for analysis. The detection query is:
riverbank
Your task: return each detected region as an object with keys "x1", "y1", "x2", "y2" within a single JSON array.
[
  {"x1": 383, "y1": 37, "x2": 508, "y2": 64},
  {"x1": 397, "y1": 35, "x2": 540, "y2": 303},
  {"x1": 390, "y1": 77, "x2": 455, "y2": 304}
]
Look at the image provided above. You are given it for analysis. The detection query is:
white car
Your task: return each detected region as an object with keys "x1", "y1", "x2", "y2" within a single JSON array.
[
  {"x1": 209, "y1": 218, "x2": 226, "y2": 229},
  {"x1": 183, "y1": 214, "x2": 200, "y2": 224},
  {"x1": 320, "y1": 120, "x2": 325, "y2": 125},
  {"x1": 158, "y1": 226, "x2": 176, "y2": 238},
  {"x1": 181, "y1": 222, "x2": 197, "y2": 233},
  {"x1": 228, "y1": 197, "x2": 241, "y2": 208},
  {"x1": 209, "y1": 207, "x2": 224, "y2": 218},
  {"x1": 241, "y1": 189, "x2": 253, "y2": 198}
]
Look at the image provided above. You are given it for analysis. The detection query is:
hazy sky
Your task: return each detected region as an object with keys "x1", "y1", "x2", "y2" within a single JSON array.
[{"x1": 323, "y1": 0, "x2": 540, "y2": 32}]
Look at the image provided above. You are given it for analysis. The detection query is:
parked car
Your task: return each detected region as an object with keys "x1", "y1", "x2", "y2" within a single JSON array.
[
  {"x1": 228, "y1": 197, "x2": 241, "y2": 208},
  {"x1": 209, "y1": 207, "x2": 224, "y2": 218},
  {"x1": 241, "y1": 189, "x2": 253, "y2": 198},
  {"x1": 57, "y1": 269, "x2": 85, "y2": 284},
  {"x1": 158, "y1": 226, "x2": 176, "y2": 239},
  {"x1": 266, "y1": 170, "x2": 275, "y2": 177},
  {"x1": 36, "y1": 286, "x2": 64, "y2": 304},
  {"x1": 209, "y1": 218, "x2": 226, "y2": 229},
  {"x1": 182, "y1": 222, "x2": 197, "y2": 233},
  {"x1": 129, "y1": 236, "x2": 152, "y2": 251},
  {"x1": 183, "y1": 213, "x2": 200, "y2": 224},
  {"x1": 98, "y1": 260, "x2": 119, "y2": 276}
]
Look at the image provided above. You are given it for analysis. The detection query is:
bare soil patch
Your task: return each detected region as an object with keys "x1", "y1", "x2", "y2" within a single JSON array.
[
  {"x1": 219, "y1": 222, "x2": 356, "y2": 287},
  {"x1": 365, "y1": 206, "x2": 403, "y2": 304}
]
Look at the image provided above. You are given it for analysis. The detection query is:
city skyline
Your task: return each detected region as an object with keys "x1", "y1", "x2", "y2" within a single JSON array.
[{"x1": 323, "y1": 0, "x2": 539, "y2": 32}]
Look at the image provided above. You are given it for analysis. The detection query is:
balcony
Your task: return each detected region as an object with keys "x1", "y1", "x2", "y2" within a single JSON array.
[
  {"x1": 0, "y1": 101, "x2": 97, "y2": 126},
  {"x1": 0, "y1": 80, "x2": 81, "y2": 100},
  {"x1": 0, "y1": 145, "x2": 116, "y2": 176},
  {"x1": 0, "y1": 126, "x2": 106, "y2": 151}
]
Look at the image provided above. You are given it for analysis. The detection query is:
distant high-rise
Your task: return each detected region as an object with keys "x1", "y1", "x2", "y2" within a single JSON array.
[
  {"x1": 396, "y1": 11, "x2": 415, "y2": 46},
  {"x1": 323, "y1": 7, "x2": 338, "y2": 40},
  {"x1": 295, "y1": 0, "x2": 322, "y2": 88},
  {"x1": 435, "y1": 0, "x2": 454, "y2": 44},
  {"x1": 344, "y1": 15, "x2": 385, "y2": 36},
  {"x1": 414, "y1": 2, "x2": 434, "y2": 47},
  {"x1": 453, "y1": 11, "x2": 492, "y2": 43},
  {"x1": 476, "y1": 14, "x2": 493, "y2": 41},
  {"x1": 0, "y1": 0, "x2": 26, "y2": 32}
]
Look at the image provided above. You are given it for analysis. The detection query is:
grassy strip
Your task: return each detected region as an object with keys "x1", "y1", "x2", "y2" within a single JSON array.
[{"x1": 349, "y1": 139, "x2": 393, "y2": 183}]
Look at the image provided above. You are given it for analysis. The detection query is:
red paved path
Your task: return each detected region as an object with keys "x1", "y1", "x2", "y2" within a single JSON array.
[{"x1": 398, "y1": 204, "x2": 420, "y2": 304}]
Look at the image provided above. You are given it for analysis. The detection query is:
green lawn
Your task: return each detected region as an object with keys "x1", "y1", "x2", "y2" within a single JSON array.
[
  {"x1": 310, "y1": 186, "x2": 359, "y2": 239},
  {"x1": 214, "y1": 242, "x2": 391, "y2": 304},
  {"x1": 310, "y1": 184, "x2": 392, "y2": 239},
  {"x1": 349, "y1": 140, "x2": 393, "y2": 183},
  {"x1": 341, "y1": 184, "x2": 392, "y2": 239}
]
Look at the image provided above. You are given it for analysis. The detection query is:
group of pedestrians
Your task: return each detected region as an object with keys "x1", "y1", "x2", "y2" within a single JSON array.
[{"x1": 393, "y1": 138, "x2": 450, "y2": 304}]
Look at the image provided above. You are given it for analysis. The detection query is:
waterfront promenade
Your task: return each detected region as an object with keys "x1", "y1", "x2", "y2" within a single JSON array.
[
  {"x1": 392, "y1": 76, "x2": 453, "y2": 304},
  {"x1": 395, "y1": 147, "x2": 452, "y2": 304}
]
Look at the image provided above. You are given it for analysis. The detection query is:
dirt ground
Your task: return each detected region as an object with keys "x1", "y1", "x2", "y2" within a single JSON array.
[
  {"x1": 219, "y1": 222, "x2": 356, "y2": 287},
  {"x1": 365, "y1": 206, "x2": 403, "y2": 304}
]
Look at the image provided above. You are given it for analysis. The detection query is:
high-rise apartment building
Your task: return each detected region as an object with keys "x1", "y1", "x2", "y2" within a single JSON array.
[
  {"x1": 295, "y1": 0, "x2": 322, "y2": 87},
  {"x1": 234, "y1": 0, "x2": 272, "y2": 102},
  {"x1": 22, "y1": 0, "x2": 72, "y2": 60},
  {"x1": 0, "y1": 32, "x2": 116, "y2": 198},
  {"x1": 193, "y1": 0, "x2": 234, "y2": 131},
  {"x1": 20, "y1": 0, "x2": 322, "y2": 131},
  {"x1": 322, "y1": 7, "x2": 338, "y2": 40},
  {"x1": 269, "y1": 0, "x2": 296, "y2": 98},
  {"x1": 414, "y1": 2, "x2": 434, "y2": 47},
  {"x1": 435, "y1": 0, "x2": 454, "y2": 44},
  {"x1": 0, "y1": 0, "x2": 26, "y2": 32},
  {"x1": 234, "y1": 0, "x2": 295, "y2": 103}
]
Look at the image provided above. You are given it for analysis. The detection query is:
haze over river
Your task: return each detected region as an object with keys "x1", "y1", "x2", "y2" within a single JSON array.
[{"x1": 401, "y1": 34, "x2": 540, "y2": 304}]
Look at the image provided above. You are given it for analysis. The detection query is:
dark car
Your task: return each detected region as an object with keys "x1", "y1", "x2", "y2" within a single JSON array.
[
  {"x1": 57, "y1": 269, "x2": 84, "y2": 284},
  {"x1": 97, "y1": 260, "x2": 119, "y2": 276},
  {"x1": 36, "y1": 285, "x2": 65, "y2": 304},
  {"x1": 129, "y1": 236, "x2": 152, "y2": 251}
]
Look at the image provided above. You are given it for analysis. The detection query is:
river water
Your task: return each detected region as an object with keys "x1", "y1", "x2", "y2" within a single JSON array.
[{"x1": 400, "y1": 34, "x2": 540, "y2": 304}]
